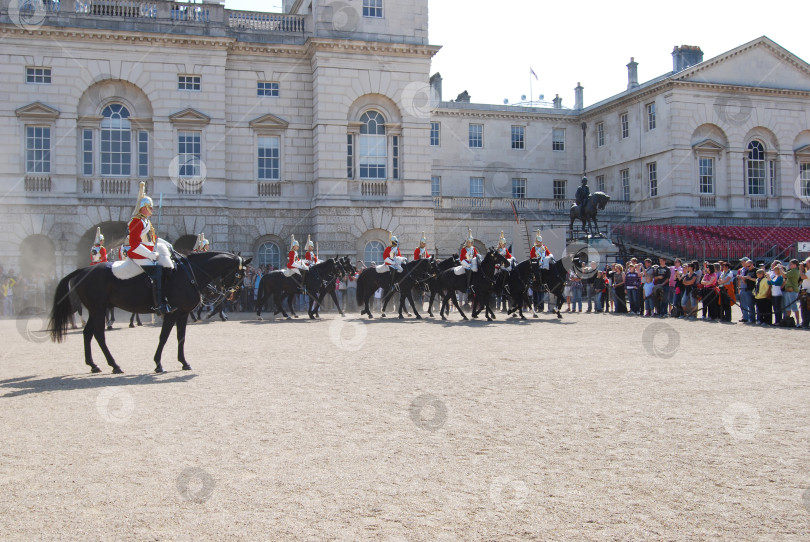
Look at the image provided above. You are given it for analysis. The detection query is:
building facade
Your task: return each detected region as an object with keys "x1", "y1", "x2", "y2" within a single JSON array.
[{"x1": 1, "y1": 0, "x2": 809, "y2": 277}]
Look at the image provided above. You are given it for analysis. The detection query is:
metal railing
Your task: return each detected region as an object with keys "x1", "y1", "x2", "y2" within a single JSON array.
[{"x1": 227, "y1": 11, "x2": 304, "y2": 32}]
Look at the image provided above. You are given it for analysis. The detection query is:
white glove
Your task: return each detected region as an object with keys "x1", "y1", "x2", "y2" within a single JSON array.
[{"x1": 148, "y1": 251, "x2": 159, "y2": 261}]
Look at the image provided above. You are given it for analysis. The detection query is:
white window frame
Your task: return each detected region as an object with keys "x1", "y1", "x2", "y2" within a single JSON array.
[
  {"x1": 552, "y1": 128, "x2": 565, "y2": 152},
  {"x1": 430, "y1": 122, "x2": 440, "y2": 146},
  {"x1": 511, "y1": 125, "x2": 525, "y2": 150},
  {"x1": 258, "y1": 135, "x2": 281, "y2": 181},
  {"x1": 469, "y1": 176, "x2": 484, "y2": 198},
  {"x1": 647, "y1": 162, "x2": 657, "y2": 197},
  {"x1": 699, "y1": 157, "x2": 714, "y2": 195},
  {"x1": 552, "y1": 179, "x2": 566, "y2": 200},
  {"x1": 257, "y1": 242, "x2": 282, "y2": 269},
  {"x1": 178, "y1": 75, "x2": 201, "y2": 91},
  {"x1": 511, "y1": 178, "x2": 526, "y2": 199},
  {"x1": 26, "y1": 67, "x2": 51, "y2": 84},
  {"x1": 365, "y1": 241, "x2": 385, "y2": 265},
  {"x1": 646, "y1": 102, "x2": 656, "y2": 130},
  {"x1": 620, "y1": 169, "x2": 630, "y2": 201},
  {"x1": 431, "y1": 175, "x2": 441, "y2": 197},
  {"x1": 25, "y1": 125, "x2": 51, "y2": 174},
  {"x1": 257, "y1": 81, "x2": 279, "y2": 97},
  {"x1": 362, "y1": 0, "x2": 383, "y2": 18},
  {"x1": 177, "y1": 130, "x2": 202, "y2": 178},
  {"x1": 469, "y1": 124, "x2": 483, "y2": 148},
  {"x1": 596, "y1": 122, "x2": 605, "y2": 147},
  {"x1": 596, "y1": 174, "x2": 605, "y2": 193},
  {"x1": 620, "y1": 113, "x2": 629, "y2": 139},
  {"x1": 746, "y1": 140, "x2": 766, "y2": 196}
]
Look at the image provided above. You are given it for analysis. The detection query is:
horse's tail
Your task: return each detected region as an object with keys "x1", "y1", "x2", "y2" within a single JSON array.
[
  {"x1": 49, "y1": 268, "x2": 84, "y2": 343},
  {"x1": 356, "y1": 272, "x2": 365, "y2": 305}
]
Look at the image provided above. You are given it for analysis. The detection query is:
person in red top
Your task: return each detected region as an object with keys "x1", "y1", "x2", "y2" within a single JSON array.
[
  {"x1": 285, "y1": 235, "x2": 309, "y2": 293},
  {"x1": 496, "y1": 231, "x2": 514, "y2": 272},
  {"x1": 530, "y1": 230, "x2": 552, "y2": 269},
  {"x1": 414, "y1": 232, "x2": 430, "y2": 260},
  {"x1": 192, "y1": 232, "x2": 209, "y2": 253},
  {"x1": 460, "y1": 228, "x2": 479, "y2": 293},
  {"x1": 90, "y1": 227, "x2": 108, "y2": 266},
  {"x1": 377, "y1": 232, "x2": 405, "y2": 291},
  {"x1": 304, "y1": 235, "x2": 318, "y2": 266},
  {"x1": 128, "y1": 182, "x2": 173, "y2": 316}
]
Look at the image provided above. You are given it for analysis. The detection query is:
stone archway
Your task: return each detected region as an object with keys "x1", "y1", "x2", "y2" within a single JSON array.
[
  {"x1": 173, "y1": 234, "x2": 198, "y2": 255},
  {"x1": 76, "y1": 221, "x2": 129, "y2": 265}
]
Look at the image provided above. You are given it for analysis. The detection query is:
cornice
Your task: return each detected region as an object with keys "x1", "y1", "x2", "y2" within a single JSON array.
[
  {"x1": 673, "y1": 38, "x2": 810, "y2": 82},
  {"x1": 0, "y1": 24, "x2": 234, "y2": 48},
  {"x1": 305, "y1": 38, "x2": 440, "y2": 58},
  {"x1": 433, "y1": 108, "x2": 579, "y2": 123}
]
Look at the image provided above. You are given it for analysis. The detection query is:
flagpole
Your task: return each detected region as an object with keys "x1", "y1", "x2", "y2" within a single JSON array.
[{"x1": 530, "y1": 69, "x2": 533, "y2": 107}]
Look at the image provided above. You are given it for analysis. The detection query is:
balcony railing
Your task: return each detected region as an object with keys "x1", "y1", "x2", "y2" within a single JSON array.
[
  {"x1": 749, "y1": 198, "x2": 768, "y2": 209},
  {"x1": 258, "y1": 182, "x2": 281, "y2": 197},
  {"x1": 432, "y1": 196, "x2": 633, "y2": 215},
  {"x1": 360, "y1": 180, "x2": 388, "y2": 197},
  {"x1": 699, "y1": 196, "x2": 716, "y2": 208},
  {"x1": 80, "y1": 177, "x2": 140, "y2": 195},
  {"x1": 227, "y1": 11, "x2": 304, "y2": 32},
  {"x1": 24, "y1": 175, "x2": 51, "y2": 192}
]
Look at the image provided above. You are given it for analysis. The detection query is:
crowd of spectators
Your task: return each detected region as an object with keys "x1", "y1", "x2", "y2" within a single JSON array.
[
  {"x1": 558, "y1": 255, "x2": 810, "y2": 328},
  {"x1": 0, "y1": 265, "x2": 57, "y2": 317}
]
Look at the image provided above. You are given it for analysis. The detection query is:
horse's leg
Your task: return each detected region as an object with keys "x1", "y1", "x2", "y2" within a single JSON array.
[
  {"x1": 407, "y1": 290, "x2": 422, "y2": 319},
  {"x1": 327, "y1": 289, "x2": 343, "y2": 317},
  {"x1": 153, "y1": 312, "x2": 178, "y2": 373},
  {"x1": 136, "y1": 313, "x2": 142, "y2": 326},
  {"x1": 106, "y1": 306, "x2": 114, "y2": 330},
  {"x1": 427, "y1": 290, "x2": 435, "y2": 317},
  {"x1": 450, "y1": 290, "x2": 467, "y2": 320},
  {"x1": 83, "y1": 316, "x2": 101, "y2": 373},
  {"x1": 288, "y1": 293, "x2": 298, "y2": 318},
  {"x1": 176, "y1": 313, "x2": 191, "y2": 371},
  {"x1": 364, "y1": 290, "x2": 374, "y2": 319},
  {"x1": 90, "y1": 311, "x2": 122, "y2": 373},
  {"x1": 593, "y1": 216, "x2": 600, "y2": 236}
]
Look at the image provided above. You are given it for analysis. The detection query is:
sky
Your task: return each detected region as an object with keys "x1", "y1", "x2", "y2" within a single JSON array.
[{"x1": 223, "y1": 0, "x2": 810, "y2": 108}]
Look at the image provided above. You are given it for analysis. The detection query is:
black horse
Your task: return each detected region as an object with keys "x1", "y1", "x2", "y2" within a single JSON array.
[
  {"x1": 49, "y1": 251, "x2": 250, "y2": 374},
  {"x1": 356, "y1": 258, "x2": 431, "y2": 319},
  {"x1": 421, "y1": 255, "x2": 459, "y2": 318},
  {"x1": 569, "y1": 191, "x2": 611, "y2": 237},
  {"x1": 437, "y1": 248, "x2": 508, "y2": 322},
  {"x1": 531, "y1": 256, "x2": 574, "y2": 319},
  {"x1": 307, "y1": 257, "x2": 355, "y2": 319},
  {"x1": 255, "y1": 258, "x2": 341, "y2": 320},
  {"x1": 377, "y1": 257, "x2": 435, "y2": 319},
  {"x1": 498, "y1": 258, "x2": 542, "y2": 320}
]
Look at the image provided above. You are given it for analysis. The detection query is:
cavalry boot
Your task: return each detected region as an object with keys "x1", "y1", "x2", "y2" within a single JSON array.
[
  {"x1": 300, "y1": 270, "x2": 308, "y2": 296},
  {"x1": 391, "y1": 270, "x2": 399, "y2": 292},
  {"x1": 465, "y1": 269, "x2": 472, "y2": 295},
  {"x1": 153, "y1": 266, "x2": 175, "y2": 316}
]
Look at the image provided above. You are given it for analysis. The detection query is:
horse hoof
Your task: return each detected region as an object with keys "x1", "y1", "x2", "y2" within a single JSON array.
[
  {"x1": 112, "y1": 367, "x2": 124, "y2": 374},
  {"x1": 181, "y1": 364, "x2": 192, "y2": 371},
  {"x1": 106, "y1": 326, "x2": 113, "y2": 331},
  {"x1": 381, "y1": 313, "x2": 386, "y2": 318},
  {"x1": 533, "y1": 314, "x2": 539, "y2": 318},
  {"x1": 90, "y1": 366, "x2": 102, "y2": 374},
  {"x1": 257, "y1": 317, "x2": 263, "y2": 321},
  {"x1": 406, "y1": 313, "x2": 413, "y2": 317},
  {"x1": 154, "y1": 366, "x2": 165, "y2": 374},
  {"x1": 293, "y1": 315, "x2": 299, "y2": 319},
  {"x1": 486, "y1": 317, "x2": 492, "y2": 322},
  {"x1": 286, "y1": 316, "x2": 292, "y2": 320},
  {"x1": 521, "y1": 316, "x2": 527, "y2": 320},
  {"x1": 399, "y1": 315, "x2": 404, "y2": 319},
  {"x1": 129, "y1": 323, "x2": 135, "y2": 328}
]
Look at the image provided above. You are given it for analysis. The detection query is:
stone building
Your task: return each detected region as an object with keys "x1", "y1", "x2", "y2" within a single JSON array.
[{"x1": 1, "y1": 0, "x2": 808, "y2": 277}]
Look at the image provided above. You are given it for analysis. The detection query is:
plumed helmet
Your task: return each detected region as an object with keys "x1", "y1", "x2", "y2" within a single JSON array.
[
  {"x1": 201, "y1": 235, "x2": 209, "y2": 249},
  {"x1": 94, "y1": 226, "x2": 104, "y2": 245},
  {"x1": 389, "y1": 231, "x2": 398, "y2": 246},
  {"x1": 290, "y1": 234, "x2": 299, "y2": 249},
  {"x1": 132, "y1": 181, "x2": 154, "y2": 217},
  {"x1": 581, "y1": 176, "x2": 588, "y2": 184},
  {"x1": 466, "y1": 228, "x2": 474, "y2": 244},
  {"x1": 306, "y1": 234, "x2": 314, "y2": 250},
  {"x1": 498, "y1": 230, "x2": 506, "y2": 247},
  {"x1": 535, "y1": 230, "x2": 543, "y2": 244},
  {"x1": 193, "y1": 233, "x2": 203, "y2": 252},
  {"x1": 420, "y1": 231, "x2": 427, "y2": 245}
]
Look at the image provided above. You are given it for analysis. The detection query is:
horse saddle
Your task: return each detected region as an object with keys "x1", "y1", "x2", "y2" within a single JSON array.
[
  {"x1": 282, "y1": 268, "x2": 296, "y2": 278},
  {"x1": 375, "y1": 264, "x2": 390, "y2": 273},
  {"x1": 110, "y1": 239, "x2": 175, "y2": 280},
  {"x1": 453, "y1": 266, "x2": 466, "y2": 275}
]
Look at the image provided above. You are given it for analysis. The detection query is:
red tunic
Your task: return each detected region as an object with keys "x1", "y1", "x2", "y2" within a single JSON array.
[
  {"x1": 461, "y1": 246, "x2": 478, "y2": 261},
  {"x1": 304, "y1": 251, "x2": 318, "y2": 264},
  {"x1": 413, "y1": 247, "x2": 430, "y2": 260},
  {"x1": 287, "y1": 250, "x2": 299, "y2": 269},
  {"x1": 383, "y1": 246, "x2": 401, "y2": 265},
  {"x1": 530, "y1": 245, "x2": 550, "y2": 259},
  {"x1": 498, "y1": 248, "x2": 512, "y2": 259},
  {"x1": 128, "y1": 217, "x2": 154, "y2": 260},
  {"x1": 90, "y1": 246, "x2": 107, "y2": 265}
]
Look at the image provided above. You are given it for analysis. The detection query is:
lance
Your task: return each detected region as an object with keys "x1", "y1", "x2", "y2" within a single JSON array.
[{"x1": 156, "y1": 192, "x2": 163, "y2": 239}]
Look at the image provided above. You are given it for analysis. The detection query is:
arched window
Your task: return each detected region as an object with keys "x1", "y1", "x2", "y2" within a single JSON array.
[
  {"x1": 101, "y1": 104, "x2": 131, "y2": 176},
  {"x1": 359, "y1": 111, "x2": 386, "y2": 179},
  {"x1": 257, "y1": 242, "x2": 281, "y2": 269},
  {"x1": 364, "y1": 241, "x2": 384, "y2": 266},
  {"x1": 747, "y1": 141, "x2": 766, "y2": 196}
]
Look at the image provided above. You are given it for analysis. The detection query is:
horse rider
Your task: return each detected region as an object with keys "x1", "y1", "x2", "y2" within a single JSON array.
[
  {"x1": 192, "y1": 232, "x2": 209, "y2": 253},
  {"x1": 90, "y1": 227, "x2": 107, "y2": 266},
  {"x1": 414, "y1": 232, "x2": 430, "y2": 260},
  {"x1": 575, "y1": 176, "x2": 590, "y2": 219},
  {"x1": 460, "y1": 228, "x2": 479, "y2": 293},
  {"x1": 378, "y1": 232, "x2": 405, "y2": 291},
  {"x1": 304, "y1": 235, "x2": 319, "y2": 266},
  {"x1": 496, "y1": 230, "x2": 514, "y2": 272},
  {"x1": 530, "y1": 230, "x2": 553, "y2": 270},
  {"x1": 286, "y1": 235, "x2": 310, "y2": 294},
  {"x1": 128, "y1": 182, "x2": 173, "y2": 316}
]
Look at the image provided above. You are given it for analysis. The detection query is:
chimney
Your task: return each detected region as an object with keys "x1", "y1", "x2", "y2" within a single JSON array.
[
  {"x1": 672, "y1": 45, "x2": 704, "y2": 72},
  {"x1": 626, "y1": 57, "x2": 639, "y2": 90},
  {"x1": 552, "y1": 94, "x2": 562, "y2": 109},
  {"x1": 574, "y1": 82, "x2": 583, "y2": 110},
  {"x1": 456, "y1": 90, "x2": 471, "y2": 103},
  {"x1": 430, "y1": 72, "x2": 443, "y2": 102}
]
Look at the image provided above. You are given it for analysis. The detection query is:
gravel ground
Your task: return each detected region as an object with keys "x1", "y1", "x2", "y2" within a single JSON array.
[{"x1": 1, "y1": 305, "x2": 809, "y2": 541}]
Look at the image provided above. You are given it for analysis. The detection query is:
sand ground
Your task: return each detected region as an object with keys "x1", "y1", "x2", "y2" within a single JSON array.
[{"x1": 1, "y1": 304, "x2": 809, "y2": 541}]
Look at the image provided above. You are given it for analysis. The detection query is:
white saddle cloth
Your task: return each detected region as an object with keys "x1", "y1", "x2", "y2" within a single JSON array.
[
  {"x1": 453, "y1": 265, "x2": 467, "y2": 276},
  {"x1": 375, "y1": 264, "x2": 391, "y2": 273},
  {"x1": 282, "y1": 267, "x2": 299, "y2": 278},
  {"x1": 111, "y1": 239, "x2": 174, "y2": 280}
]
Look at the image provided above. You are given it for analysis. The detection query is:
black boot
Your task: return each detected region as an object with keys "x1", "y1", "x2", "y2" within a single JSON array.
[
  {"x1": 146, "y1": 265, "x2": 174, "y2": 316},
  {"x1": 300, "y1": 270, "x2": 308, "y2": 296},
  {"x1": 466, "y1": 269, "x2": 472, "y2": 295},
  {"x1": 391, "y1": 270, "x2": 399, "y2": 292}
]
